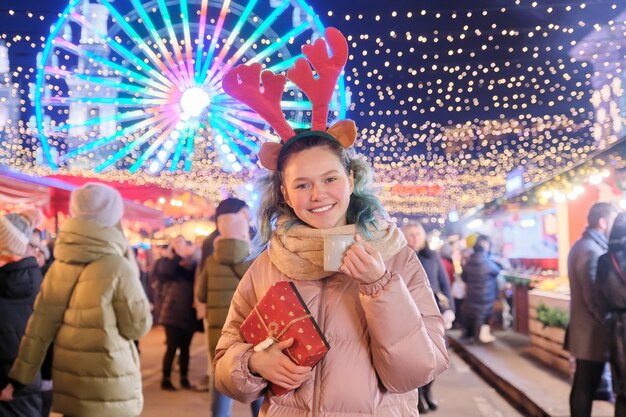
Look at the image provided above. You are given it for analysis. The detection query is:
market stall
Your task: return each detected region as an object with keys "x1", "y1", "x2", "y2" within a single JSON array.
[{"x1": 455, "y1": 138, "x2": 626, "y2": 373}]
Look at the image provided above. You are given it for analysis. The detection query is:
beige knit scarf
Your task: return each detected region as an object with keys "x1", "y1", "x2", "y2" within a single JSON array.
[{"x1": 268, "y1": 216, "x2": 407, "y2": 281}]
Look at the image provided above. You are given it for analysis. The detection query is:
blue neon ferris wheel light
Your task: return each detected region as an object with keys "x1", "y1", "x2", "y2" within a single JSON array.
[{"x1": 35, "y1": 0, "x2": 349, "y2": 174}]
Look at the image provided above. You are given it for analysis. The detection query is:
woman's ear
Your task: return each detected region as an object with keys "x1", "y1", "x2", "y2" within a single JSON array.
[
  {"x1": 349, "y1": 170, "x2": 355, "y2": 194},
  {"x1": 280, "y1": 184, "x2": 292, "y2": 207}
]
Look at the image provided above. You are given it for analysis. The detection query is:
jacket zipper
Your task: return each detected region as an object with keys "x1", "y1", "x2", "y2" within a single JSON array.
[{"x1": 312, "y1": 279, "x2": 326, "y2": 417}]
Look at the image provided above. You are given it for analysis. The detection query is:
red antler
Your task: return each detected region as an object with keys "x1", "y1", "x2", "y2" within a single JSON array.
[
  {"x1": 287, "y1": 27, "x2": 349, "y2": 131},
  {"x1": 222, "y1": 62, "x2": 296, "y2": 141}
]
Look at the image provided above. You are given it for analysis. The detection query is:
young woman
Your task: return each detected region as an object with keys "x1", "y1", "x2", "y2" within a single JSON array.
[
  {"x1": 213, "y1": 132, "x2": 449, "y2": 416},
  {"x1": 214, "y1": 27, "x2": 448, "y2": 416}
]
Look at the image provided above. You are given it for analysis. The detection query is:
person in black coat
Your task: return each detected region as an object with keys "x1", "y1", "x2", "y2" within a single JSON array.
[
  {"x1": 29, "y1": 229, "x2": 54, "y2": 417},
  {"x1": 596, "y1": 212, "x2": 626, "y2": 417},
  {"x1": 402, "y1": 222, "x2": 454, "y2": 414},
  {"x1": 156, "y1": 236, "x2": 198, "y2": 391},
  {"x1": 461, "y1": 234, "x2": 502, "y2": 343},
  {"x1": 0, "y1": 211, "x2": 43, "y2": 416}
]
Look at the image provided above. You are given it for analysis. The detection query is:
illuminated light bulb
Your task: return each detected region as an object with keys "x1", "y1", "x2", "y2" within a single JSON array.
[
  {"x1": 180, "y1": 87, "x2": 210, "y2": 117},
  {"x1": 620, "y1": 199, "x2": 626, "y2": 210},
  {"x1": 553, "y1": 192, "x2": 566, "y2": 203},
  {"x1": 149, "y1": 161, "x2": 160, "y2": 173},
  {"x1": 573, "y1": 185, "x2": 585, "y2": 195},
  {"x1": 589, "y1": 174, "x2": 603, "y2": 184},
  {"x1": 194, "y1": 226, "x2": 210, "y2": 236},
  {"x1": 602, "y1": 170, "x2": 610, "y2": 178},
  {"x1": 467, "y1": 219, "x2": 483, "y2": 229}
]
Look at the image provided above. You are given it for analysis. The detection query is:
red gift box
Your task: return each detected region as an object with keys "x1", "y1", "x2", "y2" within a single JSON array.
[{"x1": 240, "y1": 281, "x2": 330, "y2": 395}]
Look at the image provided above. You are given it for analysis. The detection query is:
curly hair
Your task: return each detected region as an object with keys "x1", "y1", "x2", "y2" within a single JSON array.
[{"x1": 250, "y1": 134, "x2": 386, "y2": 258}]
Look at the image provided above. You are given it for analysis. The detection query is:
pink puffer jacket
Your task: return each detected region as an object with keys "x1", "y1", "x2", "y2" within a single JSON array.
[{"x1": 214, "y1": 246, "x2": 449, "y2": 417}]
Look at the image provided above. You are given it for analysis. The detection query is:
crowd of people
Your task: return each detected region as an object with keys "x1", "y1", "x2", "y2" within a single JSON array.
[{"x1": 0, "y1": 181, "x2": 542, "y2": 417}]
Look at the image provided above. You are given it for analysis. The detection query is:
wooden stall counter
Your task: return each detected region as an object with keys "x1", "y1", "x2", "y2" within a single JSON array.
[{"x1": 527, "y1": 289, "x2": 570, "y2": 375}]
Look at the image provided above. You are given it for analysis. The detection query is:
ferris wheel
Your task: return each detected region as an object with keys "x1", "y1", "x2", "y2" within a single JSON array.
[{"x1": 35, "y1": 0, "x2": 349, "y2": 174}]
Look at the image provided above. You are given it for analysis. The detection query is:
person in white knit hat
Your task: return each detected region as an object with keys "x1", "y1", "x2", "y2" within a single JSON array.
[
  {"x1": 0, "y1": 209, "x2": 44, "y2": 416},
  {"x1": 3, "y1": 183, "x2": 153, "y2": 417},
  {"x1": 0, "y1": 209, "x2": 43, "y2": 258},
  {"x1": 69, "y1": 182, "x2": 125, "y2": 227}
]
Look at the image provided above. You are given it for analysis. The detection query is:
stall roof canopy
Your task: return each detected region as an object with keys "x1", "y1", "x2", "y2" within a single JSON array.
[
  {"x1": 49, "y1": 175, "x2": 215, "y2": 219},
  {"x1": 49, "y1": 175, "x2": 174, "y2": 203},
  {"x1": 0, "y1": 169, "x2": 163, "y2": 230}
]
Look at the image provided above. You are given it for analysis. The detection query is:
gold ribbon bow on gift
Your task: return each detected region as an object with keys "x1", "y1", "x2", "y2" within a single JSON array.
[{"x1": 252, "y1": 305, "x2": 312, "y2": 353}]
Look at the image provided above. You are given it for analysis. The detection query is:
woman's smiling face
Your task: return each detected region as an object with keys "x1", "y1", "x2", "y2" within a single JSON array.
[{"x1": 280, "y1": 146, "x2": 354, "y2": 229}]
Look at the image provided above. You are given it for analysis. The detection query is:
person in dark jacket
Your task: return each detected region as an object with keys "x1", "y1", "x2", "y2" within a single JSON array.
[
  {"x1": 596, "y1": 211, "x2": 626, "y2": 417},
  {"x1": 568, "y1": 202, "x2": 618, "y2": 417},
  {"x1": 402, "y1": 222, "x2": 454, "y2": 414},
  {"x1": 156, "y1": 235, "x2": 198, "y2": 391},
  {"x1": 29, "y1": 229, "x2": 54, "y2": 417},
  {"x1": 461, "y1": 234, "x2": 502, "y2": 343},
  {"x1": 0, "y1": 210, "x2": 43, "y2": 416}
]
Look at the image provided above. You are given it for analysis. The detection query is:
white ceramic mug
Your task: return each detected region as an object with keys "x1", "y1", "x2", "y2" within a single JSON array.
[{"x1": 323, "y1": 234, "x2": 356, "y2": 272}]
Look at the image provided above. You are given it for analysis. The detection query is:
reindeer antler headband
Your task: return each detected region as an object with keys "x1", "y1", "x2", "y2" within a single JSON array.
[{"x1": 221, "y1": 27, "x2": 356, "y2": 170}]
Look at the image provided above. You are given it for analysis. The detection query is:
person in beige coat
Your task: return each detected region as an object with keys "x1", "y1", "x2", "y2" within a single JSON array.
[{"x1": 1, "y1": 183, "x2": 152, "y2": 417}]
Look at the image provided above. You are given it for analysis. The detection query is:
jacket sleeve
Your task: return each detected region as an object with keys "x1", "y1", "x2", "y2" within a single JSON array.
[
  {"x1": 213, "y1": 263, "x2": 268, "y2": 402},
  {"x1": 196, "y1": 261, "x2": 209, "y2": 304},
  {"x1": 358, "y1": 248, "x2": 449, "y2": 393},
  {"x1": 578, "y1": 248, "x2": 606, "y2": 323},
  {"x1": 595, "y1": 254, "x2": 610, "y2": 313},
  {"x1": 10, "y1": 264, "x2": 75, "y2": 385},
  {"x1": 436, "y1": 255, "x2": 455, "y2": 312},
  {"x1": 113, "y1": 261, "x2": 153, "y2": 341}
]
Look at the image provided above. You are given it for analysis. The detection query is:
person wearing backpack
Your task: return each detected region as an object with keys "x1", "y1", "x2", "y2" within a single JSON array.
[{"x1": 196, "y1": 199, "x2": 263, "y2": 417}]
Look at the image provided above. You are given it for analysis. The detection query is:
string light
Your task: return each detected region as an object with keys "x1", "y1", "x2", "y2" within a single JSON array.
[{"x1": 0, "y1": 1, "x2": 623, "y2": 221}]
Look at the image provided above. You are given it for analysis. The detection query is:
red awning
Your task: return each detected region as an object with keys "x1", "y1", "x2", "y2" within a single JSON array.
[
  {"x1": 50, "y1": 175, "x2": 173, "y2": 203},
  {"x1": 0, "y1": 169, "x2": 163, "y2": 231}
]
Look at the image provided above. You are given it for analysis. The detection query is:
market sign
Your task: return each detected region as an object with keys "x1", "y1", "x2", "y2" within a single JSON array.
[{"x1": 390, "y1": 184, "x2": 443, "y2": 196}]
